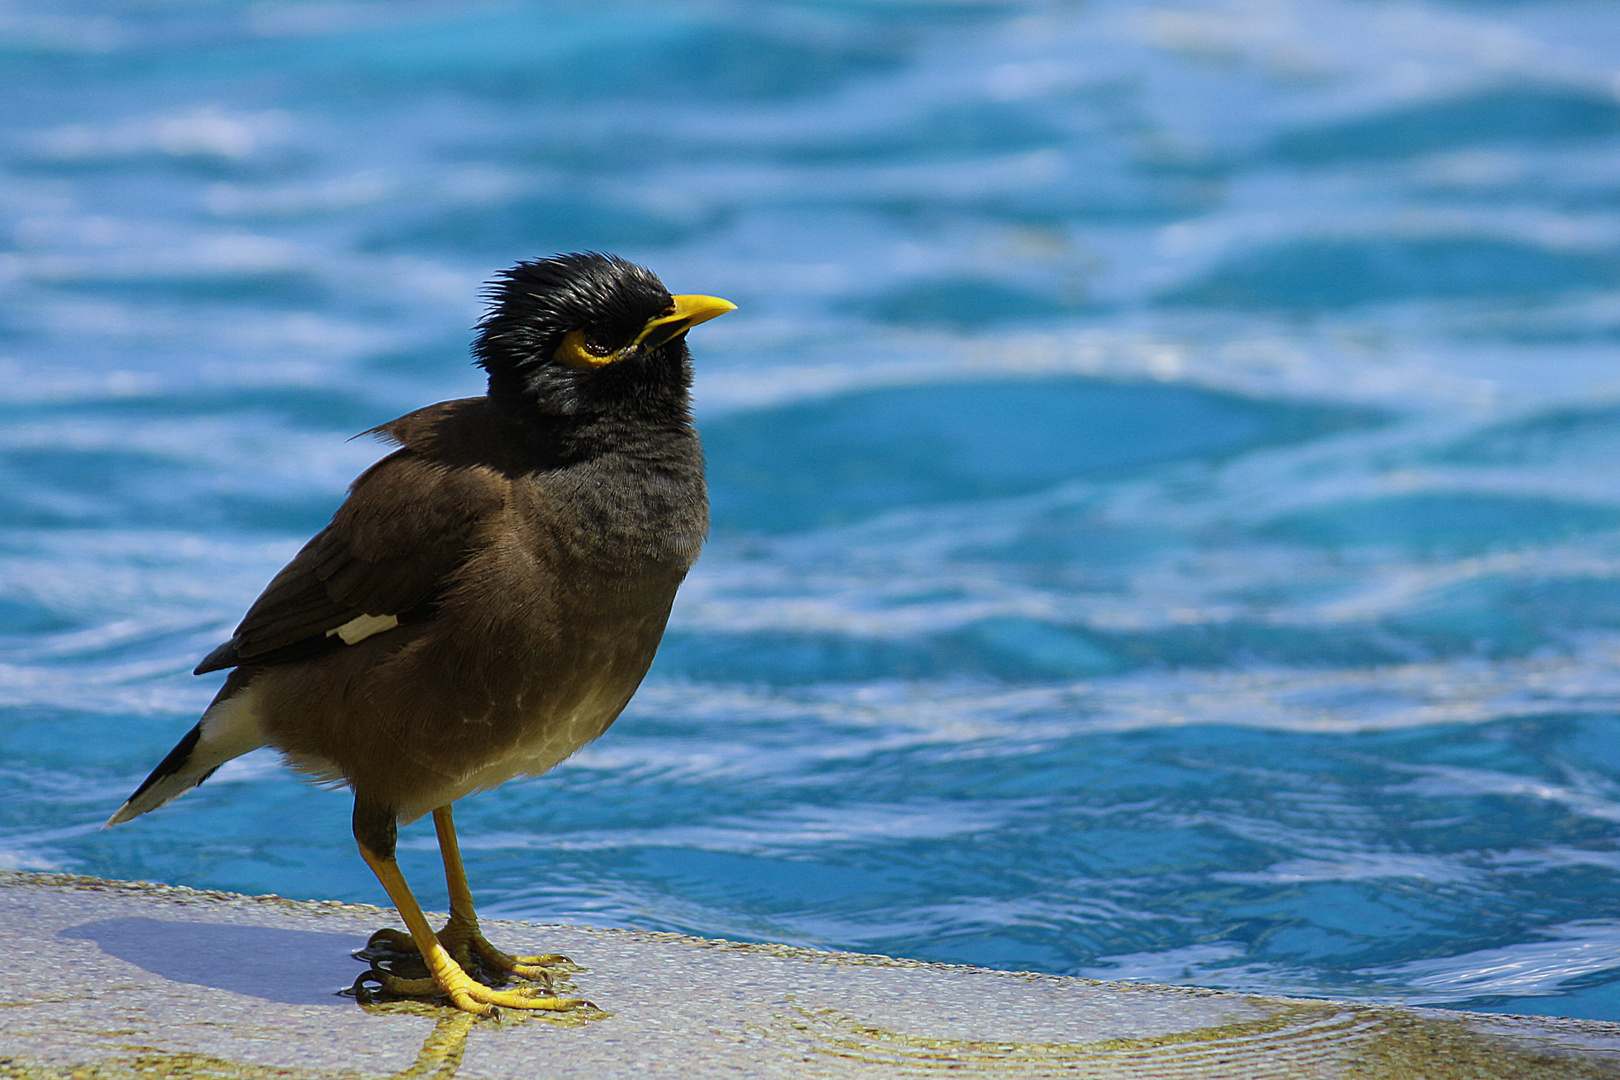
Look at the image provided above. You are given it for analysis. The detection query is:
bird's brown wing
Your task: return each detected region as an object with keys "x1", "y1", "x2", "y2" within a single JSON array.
[{"x1": 195, "y1": 449, "x2": 503, "y2": 674}]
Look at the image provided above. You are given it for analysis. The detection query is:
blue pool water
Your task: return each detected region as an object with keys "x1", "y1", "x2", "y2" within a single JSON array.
[{"x1": 6, "y1": 0, "x2": 1620, "y2": 1020}]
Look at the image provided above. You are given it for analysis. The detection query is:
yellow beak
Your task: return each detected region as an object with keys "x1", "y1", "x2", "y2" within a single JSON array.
[{"x1": 634, "y1": 294, "x2": 737, "y2": 349}]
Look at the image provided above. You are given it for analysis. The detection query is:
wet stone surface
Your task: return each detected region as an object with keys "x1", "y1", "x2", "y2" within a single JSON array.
[{"x1": 0, "y1": 872, "x2": 1617, "y2": 1078}]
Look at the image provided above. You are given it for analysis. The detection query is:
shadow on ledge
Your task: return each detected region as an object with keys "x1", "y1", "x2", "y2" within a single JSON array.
[{"x1": 60, "y1": 917, "x2": 366, "y2": 1006}]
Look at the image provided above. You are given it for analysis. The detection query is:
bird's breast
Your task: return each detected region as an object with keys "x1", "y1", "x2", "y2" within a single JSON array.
[{"x1": 271, "y1": 445, "x2": 705, "y2": 820}]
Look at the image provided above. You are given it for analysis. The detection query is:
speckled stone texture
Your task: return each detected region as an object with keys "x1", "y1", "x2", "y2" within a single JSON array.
[{"x1": 0, "y1": 872, "x2": 1615, "y2": 1078}]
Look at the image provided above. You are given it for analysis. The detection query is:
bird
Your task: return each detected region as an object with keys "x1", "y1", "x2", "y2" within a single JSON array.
[{"x1": 105, "y1": 252, "x2": 733, "y2": 1015}]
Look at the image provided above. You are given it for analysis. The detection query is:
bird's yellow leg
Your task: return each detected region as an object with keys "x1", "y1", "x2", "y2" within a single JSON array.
[
  {"x1": 430, "y1": 805, "x2": 575, "y2": 982},
  {"x1": 358, "y1": 840, "x2": 583, "y2": 1015}
]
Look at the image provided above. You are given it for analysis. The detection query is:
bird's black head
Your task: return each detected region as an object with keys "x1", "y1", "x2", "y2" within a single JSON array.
[{"x1": 473, "y1": 252, "x2": 733, "y2": 417}]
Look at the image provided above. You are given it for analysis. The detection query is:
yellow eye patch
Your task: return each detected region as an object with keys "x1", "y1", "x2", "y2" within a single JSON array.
[{"x1": 552, "y1": 329, "x2": 620, "y2": 369}]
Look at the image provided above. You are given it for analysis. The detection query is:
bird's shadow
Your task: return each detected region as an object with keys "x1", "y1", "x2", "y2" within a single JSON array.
[
  {"x1": 60, "y1": 916, "x2": 366, "y2": 1006},
  {"x1": 62, "y1": 916, "x2": 607, "y2": 1079}
]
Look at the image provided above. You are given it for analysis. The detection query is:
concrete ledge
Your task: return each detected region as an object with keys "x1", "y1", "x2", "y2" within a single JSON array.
[{"x1": 0, "y1": 871, "x2": 1616, "y2": 1078}]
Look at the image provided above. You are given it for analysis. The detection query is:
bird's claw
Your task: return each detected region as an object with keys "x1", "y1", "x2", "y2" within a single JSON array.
[
  {"x1": 348, "y1": 969, "x2": 386, "y2": 1004},
  {"x1": 511, "y1": 952, "x2": 582, "y2": 974},
  {"x1": 440, "y1": 976, "x2": 586, "y2": 1016},
  {"x1": 355, "y1": 927, "x2": 420, "y2": 964}
]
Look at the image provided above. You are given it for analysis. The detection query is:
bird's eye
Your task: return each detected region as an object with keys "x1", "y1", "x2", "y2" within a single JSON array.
[{"x1": 553, "y1": 328, "x2": 621, "y2": 368}]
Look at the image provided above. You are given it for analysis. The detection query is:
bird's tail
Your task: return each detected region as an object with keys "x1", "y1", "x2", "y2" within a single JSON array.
[{"x1": 105, "y1": 676, "x2": 267, "y2": 827}]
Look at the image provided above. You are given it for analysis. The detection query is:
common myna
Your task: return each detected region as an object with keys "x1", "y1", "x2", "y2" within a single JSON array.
[{"x1": 107, "y1": 253, "x2": 733, "y2": 1014}]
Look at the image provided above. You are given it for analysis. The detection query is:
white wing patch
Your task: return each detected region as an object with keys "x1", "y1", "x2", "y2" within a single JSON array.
[{"x1": 327, "y1": 613, "x2": 399, "y2": 645}]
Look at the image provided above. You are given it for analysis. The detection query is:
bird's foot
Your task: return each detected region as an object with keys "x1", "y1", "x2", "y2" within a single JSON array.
[
  {"x1": 446, "y1": 921, "x2": 579, "y2": 984},
  {"x1": 358, "y1": 922, "x2": 578, "y2": 989},
  {"x1": 355, "y1": 961, "x2": 588, "y2": 1017}
]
